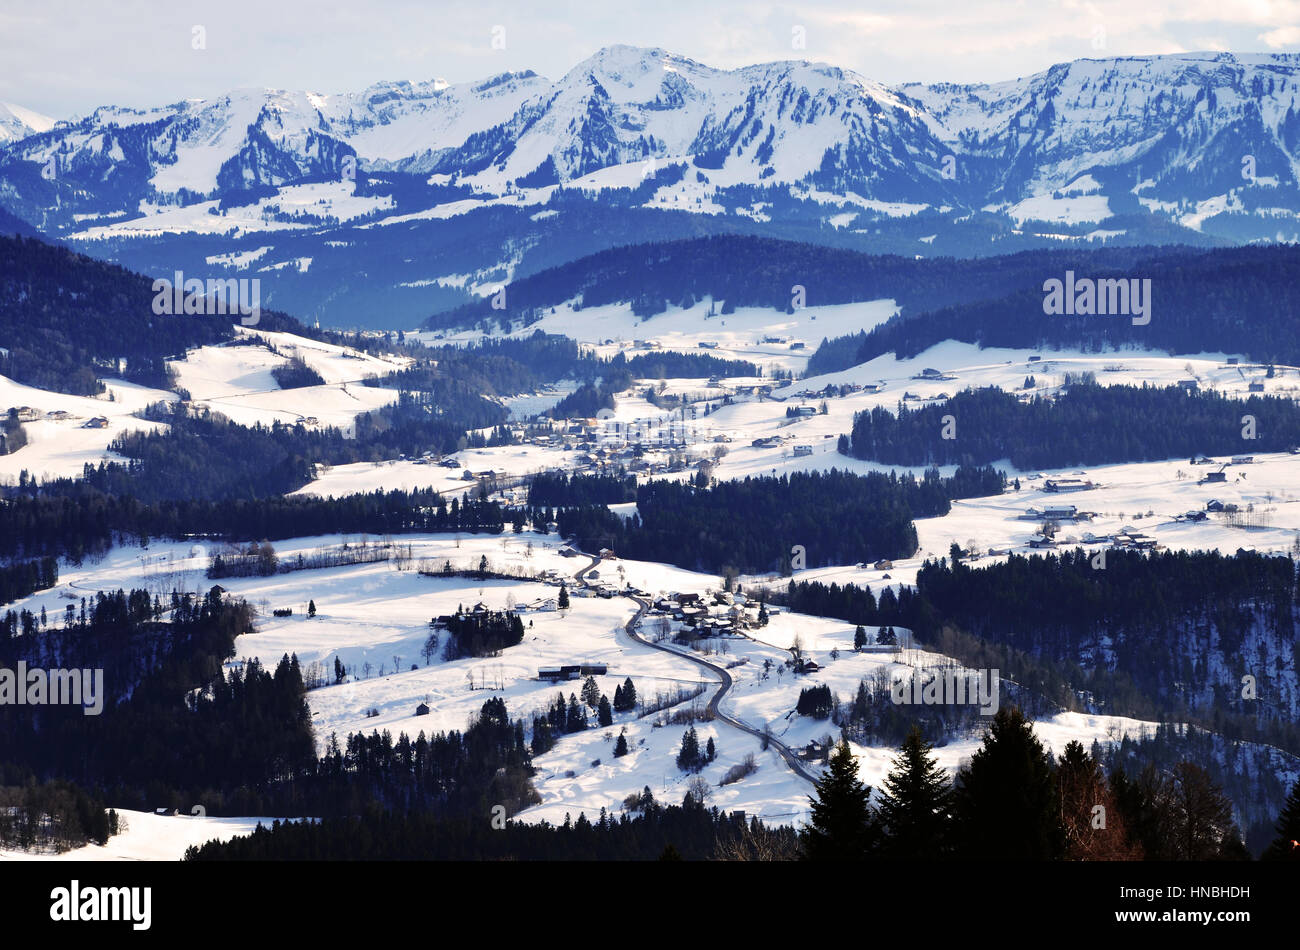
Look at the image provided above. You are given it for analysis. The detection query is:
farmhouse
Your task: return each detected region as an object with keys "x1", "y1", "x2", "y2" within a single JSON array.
[
  {"x1": 538, "y1": 665, "x2": 583, "y2": 682},
  {"x1": 1043, "y1": 477, "x2": 1094, "y2": 493}
]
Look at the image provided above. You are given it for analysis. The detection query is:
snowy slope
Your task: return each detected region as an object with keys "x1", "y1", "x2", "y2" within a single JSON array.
[
  {"x1": 7, "y1": 48, "x2": 1300, "y2": 244},
  {"x1": 0, "y1": 102, "x2": 55, "y2": 144},
  {"x1": 3, "y1": 531, "x2": 1190, "y2": 836}
]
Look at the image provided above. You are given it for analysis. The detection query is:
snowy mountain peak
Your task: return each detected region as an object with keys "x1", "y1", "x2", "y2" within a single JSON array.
[
  {"x1": 5, "y1": 46, "x2": 1300, "y2": 250},
  {"x1": 0, "y1": 102, "x2": 55, "y2": 144}
]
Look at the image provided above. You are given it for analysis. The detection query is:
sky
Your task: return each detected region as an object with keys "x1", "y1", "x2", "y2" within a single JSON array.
[{"x1": 4, "y1": 0, "x2": 1300, "y2": 119}]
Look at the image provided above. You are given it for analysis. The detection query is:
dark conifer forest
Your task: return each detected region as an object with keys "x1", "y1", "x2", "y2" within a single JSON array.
[
  {"x1": 846, "y1": 383, "x2": 1300, "y2": 469},
  {"x1": 554, "y1": 467, "x2": 1004, "y2": 572}
]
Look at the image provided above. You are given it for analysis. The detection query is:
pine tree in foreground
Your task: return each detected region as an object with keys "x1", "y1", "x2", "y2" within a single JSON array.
[
  {"x1": 877, "y1": 725, "x2": 951, "y2": 858},
  {"x1": 1263, "y1": 775, "x2": 1300, "y2": 860},
  {"x1": 950, "y1": 706, "x2": 1062, "y2": 860},
  {"x1": 800, "y1": 738, "x2": 878, "y2": 860}
]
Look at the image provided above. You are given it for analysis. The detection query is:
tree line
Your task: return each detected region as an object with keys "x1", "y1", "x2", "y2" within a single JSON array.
[
  {"x1": 811, "y1": 244, "x2": 1300, "y2": 373},
  {"x1": 0, "y1": 555, "x2": 56, "y2": 607},
  {"x1": 0, "y1": 486, "x2": 504, "y2": 564},
  {"x1": 801, "y1": 710, "x2": 1267, "y2": 861},
  {"x1": 778, "y1": 547, "x2": 1300, "y2": 758},
  {"x1": 555, "y1": 467, "x2": 1004, "y2": 573},
  {"x1": 845, "y1": 382, "x2": 1300, "y2": 469}
]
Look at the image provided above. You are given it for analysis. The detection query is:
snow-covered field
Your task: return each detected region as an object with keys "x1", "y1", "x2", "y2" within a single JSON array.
[
  {"x1": 419, "y1": 298, "x2": 901, "y2": 375},
  {"x1": 0, "y1": 810, "x2": 291, "y2": 862},
  {"x1": 0, "y1": 330, "x2": 411, "y2": 485},
  {"x1": 0, "y1": 375, "x2": 176, "y2": 482},
  {"x1": 6, "y1": 527, "x2": 1181, "y2": 852},
  {"x1": 6, "y1": 307, "x2": 1300, "y2": 857},
  {"x1": 166, "y1": 330, "x2": 408, "y2": 433}
]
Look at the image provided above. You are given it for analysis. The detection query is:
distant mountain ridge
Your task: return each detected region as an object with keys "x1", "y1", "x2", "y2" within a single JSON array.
[
  {"x1": 0, "y1": 102, "x2": 54, "y2": 145},
  {"x1": 5, "y1": 46, "x2": 1300, "y2": 327}
]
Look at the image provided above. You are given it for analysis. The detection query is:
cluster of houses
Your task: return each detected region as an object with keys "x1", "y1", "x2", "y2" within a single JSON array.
[
  {"x1": 644, "y1": 589, "x2": 765, "y2": 641},
  {"x1": 785, "y1": 381, "x2": 880, "y2": 400},
  {"x1": 1027, "y1": 525, "x2": 1161, "y2": 551},
  {"x1": 1018, "y1": 504, "x2": 1094, "y2": 523},
  {"x1": 7, "y1": 406, "x2": 90, "y2": 425},
  {"x1": 1106, "y1": 527, "x2": 1162, "y2": 551},
  {"x1": 407, "y1": 454, "x2": 462, "y2": 468}
]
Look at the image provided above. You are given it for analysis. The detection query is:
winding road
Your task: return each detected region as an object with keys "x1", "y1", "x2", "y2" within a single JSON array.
[{"x1": 570, "y1": 554, "x2": 819, "y2": 786}]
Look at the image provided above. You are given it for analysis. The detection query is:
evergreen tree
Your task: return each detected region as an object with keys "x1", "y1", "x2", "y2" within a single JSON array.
[
  {"x1": 676, "y1": 727, "x2": 702, "y2": 772},
  {"x1": 877, "y1": 726, "x2": 951, "y2": 858},
  {"x1": 581, "y1": 675, "x2": 601, "y2": 709},
  {"x1": 854, "y1": 625, "x2": 867, "y2": 650},
  {"x1": 950, "y1": 706, "x2": 1062, "y2": 860},
  {"x1": 617, "y1": 676, "x2": 637, "y2": 712},
  {"x1": 307, "y1": 599, "x2": 316, "y2": 618},
  {"x1": 558, "y1": 583, "x2": 570, "y2": 609},
  {"x1": 597, "y1": 694, "x2": 613, "y2": 727},
  {"x1": 705, "y1": 736, "x2": 716, "y2": 762},
  {"x1": 1263, "y1": 775, "x2": 1300, "y2": 860},
  {"x1": 613, "y1": 729, "x2": 629, "y2": 758},
  {"x1": 800, "y1": 738, "x2": 878, "y2": 861},
  {"x1": 565, "y1": 694, "x2": 587, "y2": 733}
]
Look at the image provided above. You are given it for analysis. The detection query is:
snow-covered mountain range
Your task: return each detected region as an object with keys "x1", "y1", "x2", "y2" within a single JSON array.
[
  {"x1": 4, "y1": 46, "x2": 1300, "y2": 326},
  {"x1": 0, "y1": 102, "x2": 54, "y2": 145}
]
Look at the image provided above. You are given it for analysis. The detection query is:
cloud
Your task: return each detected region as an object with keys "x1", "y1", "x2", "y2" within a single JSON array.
[
  {"x1": 5, "y1": 0, "x2": 1300, "y2": 119},
  {"x1": 1260, "y1": 25, "x2": 1300, "y2": 46}
]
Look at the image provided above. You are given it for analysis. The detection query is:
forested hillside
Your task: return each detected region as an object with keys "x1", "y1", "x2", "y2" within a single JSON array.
[
  {"x1": 552, "y1": 467, "x2": 1004, "y2": 573},
  {"x1": 425, "y1": 235, "x2": 1219, "y2": 331},
  {"x1": 811, "y1": 244, "x2": 1300, "y2": 373},
  {"x1": 0, "y1": 234, "x2": 310, "y2": 394},
  {"x1": 845, "y1": 383, "x2": 1300, "y2": 469}
]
